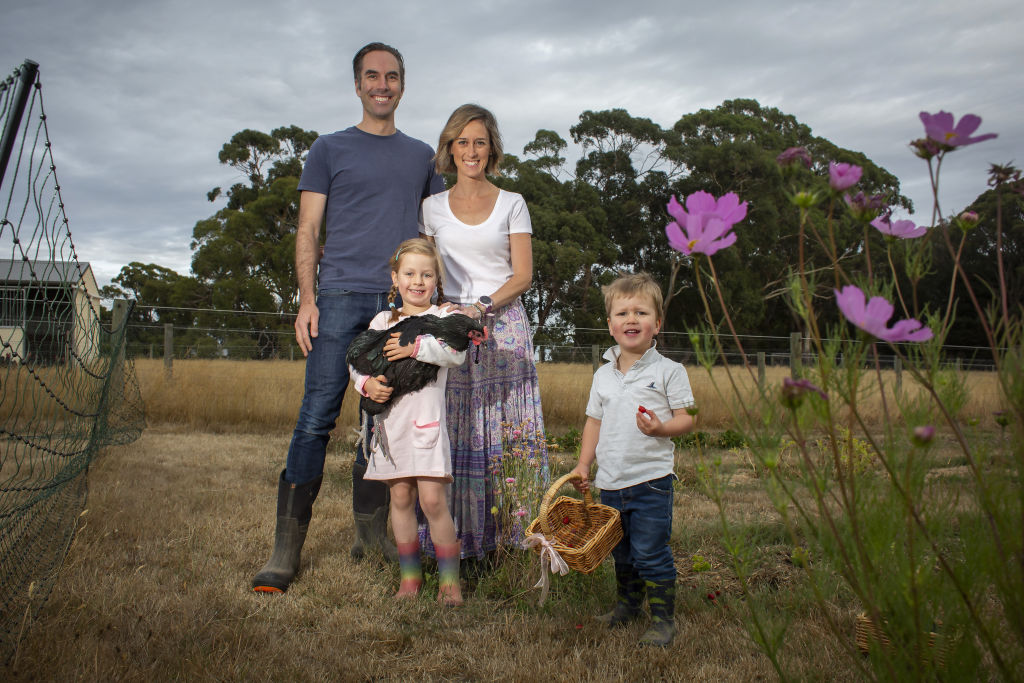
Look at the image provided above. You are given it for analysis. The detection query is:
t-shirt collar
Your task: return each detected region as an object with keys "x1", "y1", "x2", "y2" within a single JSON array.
[{"x1": 602, "y1": 341, "x2": 661, "y2": 369}]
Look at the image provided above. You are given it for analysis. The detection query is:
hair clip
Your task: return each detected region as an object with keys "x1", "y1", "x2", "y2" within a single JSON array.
[{"x1": 388, "y1": 301, "x2": 397, "y2": 310}]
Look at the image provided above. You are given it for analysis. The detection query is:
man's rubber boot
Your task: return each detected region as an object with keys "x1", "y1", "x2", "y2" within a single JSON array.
[
  {"x1": 351, "y1": 461, "x2": 398, "y2": 562},
  {"x1": 639, "y1": 579, "x2": 676, "y2": 646},
  {"x1": 597, "y1": 564, "x2": 645, "y2": 627},
  {"x1": 252, "y1": 469, "x2": 322, "y2": 593}
]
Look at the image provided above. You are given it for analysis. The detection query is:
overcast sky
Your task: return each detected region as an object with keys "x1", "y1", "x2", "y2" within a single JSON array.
[{"x1": 2, "y1": 0, "x2": 1021, "y2": 289}]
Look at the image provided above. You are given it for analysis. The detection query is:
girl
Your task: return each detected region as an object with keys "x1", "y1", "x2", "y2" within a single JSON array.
[{"x1": 349, "y1": 238, "x2": 465, "y2": 606}]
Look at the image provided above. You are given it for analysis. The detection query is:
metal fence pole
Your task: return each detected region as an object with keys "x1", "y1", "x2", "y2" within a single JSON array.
[
  {"x1": 0, "y1": 60, "x2": 39, "y2": 189},
  {"x1": 894, "y1": 356, "x2": 902, "y2": 394},
  {"x1": 757, "y1": 352, "x2": 766, "y2": 391},
  {"x1": 592, "y1": 344, "x2": 600, "y2": 372}
]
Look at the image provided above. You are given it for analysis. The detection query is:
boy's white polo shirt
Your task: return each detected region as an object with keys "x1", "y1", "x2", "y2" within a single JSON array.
[{"x1": 586, "y1": 343, "x2": 695, "y2": 491}]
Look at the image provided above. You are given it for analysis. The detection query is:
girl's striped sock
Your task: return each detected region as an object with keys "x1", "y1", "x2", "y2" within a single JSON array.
[
  {"x1": 434, "y1": 542, "x2": 463, "y2": 607},
  {"x1": 395, "y1": 541, "x2": 422, "y2": 598}
]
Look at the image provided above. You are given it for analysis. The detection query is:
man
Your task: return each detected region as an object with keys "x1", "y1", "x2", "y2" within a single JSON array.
[{"x1": 252, "y1": 42, "x2": 445, "y2": 593}]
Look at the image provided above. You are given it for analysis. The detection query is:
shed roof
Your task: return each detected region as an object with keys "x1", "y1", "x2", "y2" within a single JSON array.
[{"x1": 0, "y1": 259, "x2": 94, "y2": 286}]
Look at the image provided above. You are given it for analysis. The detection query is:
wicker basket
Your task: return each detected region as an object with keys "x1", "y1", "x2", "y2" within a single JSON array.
[
  {"x1": 523, "y1": 472, "x2": 623, "y2": 574},
  {"x1": 855, "y1": 613, "x2": 946, "y2": 668}
]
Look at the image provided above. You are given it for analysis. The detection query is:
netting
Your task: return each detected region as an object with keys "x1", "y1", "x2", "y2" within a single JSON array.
[{"x1": 0, "y1": 60, "x2": 145, "y2": 664}]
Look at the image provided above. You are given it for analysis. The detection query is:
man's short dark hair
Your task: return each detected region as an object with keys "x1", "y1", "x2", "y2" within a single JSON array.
[{"x1": 353, "y1": 42, "x2": 405, "y2": 88}]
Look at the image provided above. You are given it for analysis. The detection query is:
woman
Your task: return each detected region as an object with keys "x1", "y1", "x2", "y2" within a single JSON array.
[{"x1": 419, "y1": 104, "x2": 548, "y2": 560}]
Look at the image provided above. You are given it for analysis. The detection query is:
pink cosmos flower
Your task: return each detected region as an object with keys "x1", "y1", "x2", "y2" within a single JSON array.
[
  {"x1": 920, "y1": 111, "x2": 997, "y2": 148},
  {"x1": 869, "y1": 215, "x2": 927, "y2": 239},
  {"x1": 505, "y1": 477, "x2": 516, "y2": 484},
  {"x1": 665, "y1": 191, "x2": 748, "y2": 256},
  {"x1": 781, "y1": 377, "x2": 827, "y2": 409},
  {"x1": 777, "y1": 146, "x2": 812, "y2": 168},
  {"x1": 828, "y1": 162, "x2": 862, "y2": 191},
  {"x1": 834, "y1": 285, "x2": 933, "y2": 343}
]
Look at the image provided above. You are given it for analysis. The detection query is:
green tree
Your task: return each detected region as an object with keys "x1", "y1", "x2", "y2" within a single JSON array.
[
  {"x1": 190, "y1": 125, "x2": 318, "y2": 357},
  {"x1": 102, "y1": 262, "x2": 210, "y2": 352},
  {"x1": 919, "y1": 185, "x2": 1024, "y2": 348},
  {"x1": 665, "y1": 99, "x2": 908, "y2": 338}
]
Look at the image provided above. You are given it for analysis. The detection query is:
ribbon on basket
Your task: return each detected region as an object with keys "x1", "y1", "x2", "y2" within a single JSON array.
[{"x1": 522, "y1": 533, "x2": 569, "y2": 605}]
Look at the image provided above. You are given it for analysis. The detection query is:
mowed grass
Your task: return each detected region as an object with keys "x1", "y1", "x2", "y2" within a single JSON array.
[{"x1": 10, "y1": 428, "x2": 866, "y2": 681}]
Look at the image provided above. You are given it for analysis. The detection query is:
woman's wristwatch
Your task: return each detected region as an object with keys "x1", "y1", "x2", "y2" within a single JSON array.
[{"x1": 472, "y1": 296, "x2": 493, "y2": 317}]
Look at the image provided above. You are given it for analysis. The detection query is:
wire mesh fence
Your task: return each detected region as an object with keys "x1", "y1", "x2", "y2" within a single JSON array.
[{"x1": 1, "y1": 60, "x2": 145, "y2": 664}]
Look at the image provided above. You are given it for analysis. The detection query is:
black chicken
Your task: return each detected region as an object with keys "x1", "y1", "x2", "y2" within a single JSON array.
[{"x1": 346, "y1": 313, "x2": 487, "y2": 416}]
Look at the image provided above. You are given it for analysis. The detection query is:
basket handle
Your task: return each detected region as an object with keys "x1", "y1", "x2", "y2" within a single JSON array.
[{"x1": 538, "y1": 471, "x2": 594, "y2": 536}]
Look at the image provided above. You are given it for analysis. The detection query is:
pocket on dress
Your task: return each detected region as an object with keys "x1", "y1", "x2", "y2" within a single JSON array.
[{"x1": 411, "y1": 420, "x2": 441, "y2": 449}]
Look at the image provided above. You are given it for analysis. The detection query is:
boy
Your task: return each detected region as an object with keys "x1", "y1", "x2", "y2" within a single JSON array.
[{"x1": 571, "y1": 272, "x2": 695, "y2": 646}]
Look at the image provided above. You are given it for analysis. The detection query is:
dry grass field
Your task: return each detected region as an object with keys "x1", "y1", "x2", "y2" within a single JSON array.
[
  {"x1": 131, "y1": 358, "x2": 1003, "y2": 435},
  {"x1": 9, "y1": 428, "x2": 870, "y2": 682},
  {"x1": 4, "y1": 360, "x2": 1005, "y2": 680}
]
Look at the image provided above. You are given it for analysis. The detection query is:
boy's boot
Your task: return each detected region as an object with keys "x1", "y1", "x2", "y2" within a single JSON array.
[
  {"x1": 252, "y1": 469, "x2": 322, "y2": 593},
  {"x1": 597, "y1": 564, "x2": 644, "y2": 626},
  {"x1": 639, "y1": 579, "x2": 676, "y2": 646},
  {"x1": 434, "y1": 542, "x2": 463, "y2": 607},
  {"x1": 395, "y1": 540, "x2": 423, "y2": 599},
  {"x1": 351, "y1": 461, "x2": 398, "y2": 562}
]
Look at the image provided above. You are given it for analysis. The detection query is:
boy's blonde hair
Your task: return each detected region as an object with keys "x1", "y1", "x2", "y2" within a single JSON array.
[
  {"x1": 388, "y1": 238, "x2": 446, "y2": 320},
  {"x1": 601, "y1": 272, "x2": 664, "y2": 318}
]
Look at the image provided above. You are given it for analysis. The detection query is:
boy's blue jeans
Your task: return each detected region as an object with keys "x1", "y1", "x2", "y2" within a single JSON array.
[
  {"x1": 284, "y1": 289, "x2": 389, "y2": 485},
  {"x1": 600, "y1": 474, "x2": 677, "y2": 582}
]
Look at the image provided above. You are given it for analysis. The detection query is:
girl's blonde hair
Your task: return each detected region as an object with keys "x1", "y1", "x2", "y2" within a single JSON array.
[
  {"x1": 434, "y1": 104, "x2": 504, "y2": 176},
  {"x1": 388, "y1": 238, "x2": 447, "y2": 321}
]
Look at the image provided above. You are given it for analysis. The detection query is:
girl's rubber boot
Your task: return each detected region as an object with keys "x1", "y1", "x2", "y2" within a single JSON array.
[
  {"x1": 434, "y1": 542, "x2": 463, "y2": 607},
  {"x1": 395, "y1": 540, "x2": 423, "y2": 599},
  {"x1": 252, "y1": 470, "x2": 322, "y2": 593},
  {"x1": 639, "y1": 579, "x2": 676, "y2": 646},
  {"x1": 597, "y1": 564, "x2": 644, "y2": 627}
]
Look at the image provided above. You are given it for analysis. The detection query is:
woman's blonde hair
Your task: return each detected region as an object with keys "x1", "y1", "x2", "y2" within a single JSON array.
[
  {"x1": 387, "y1": 238, "x2": 447, "y2": 320},
  {"x1": 434, "y1": 104, "x2": 504, "y2": 176}
]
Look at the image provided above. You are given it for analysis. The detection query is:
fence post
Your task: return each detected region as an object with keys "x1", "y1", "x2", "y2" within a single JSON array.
[
  {"x1": 111, "y1": 299, "x2": 128, "y2": 392},
  {"x1": 164, "y1": 323, "x2": 173, "y2": 378},
  {"x1": 894, "y1": 356, "x2": 902, "y2": 394},
  {"x1": 790, "y1": 332, "x2": 802, "y2": 378},
  {"x1": 592, "y1": 344, "x2": 600, "y2": 372},
  {"x1": 0, "y1": 60, "x2": 39, "y2": 188},
  {"x1": 757, "y1": 352, "x2": 766, "y2": 391}
]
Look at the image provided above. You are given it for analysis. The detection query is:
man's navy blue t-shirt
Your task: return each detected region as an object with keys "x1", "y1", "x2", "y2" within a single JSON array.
[{"x1": 298, "y1": 126, "x2": 444, "y2": 292}]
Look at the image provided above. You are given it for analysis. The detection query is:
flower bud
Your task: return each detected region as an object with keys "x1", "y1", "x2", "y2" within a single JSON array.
[
  {"x1": 844, "y1": 191, "x2": 886, "y2": 223},
  {"x1": 956, "y1": 210, "x2": 980, "y2": 231},
  {"x1": 790, "y1": 190, "x2": 823, "y2": 209},
  {"x1": 910, "y1": 137, "x2": 941, "y2": 160},
  {"x1": 912, "y1": 425, "x2": 935, "y2": 446}
]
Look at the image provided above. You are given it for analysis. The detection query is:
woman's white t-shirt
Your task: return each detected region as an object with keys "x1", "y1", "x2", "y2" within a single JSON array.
[{"x1": 419, "y1": 189, "x2": 532, "y2": 303}]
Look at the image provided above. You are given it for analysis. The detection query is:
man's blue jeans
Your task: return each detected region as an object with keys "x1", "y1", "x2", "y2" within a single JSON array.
[
  {"x1": 600, "y1": 474, "x2": 676, "y2": 582},
  {"x1": 284, "y1": 290, "x2": 388, "y2": 485}
]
